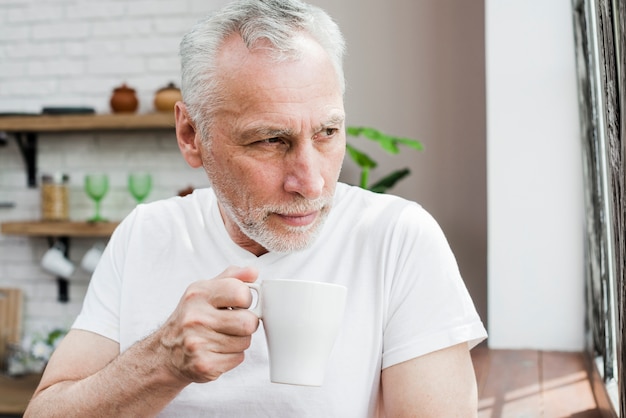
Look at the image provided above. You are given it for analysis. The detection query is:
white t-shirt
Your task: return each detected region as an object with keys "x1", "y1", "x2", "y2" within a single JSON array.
[{"x1": 73, "y1": 183, "x2": 487, "y2": 417}]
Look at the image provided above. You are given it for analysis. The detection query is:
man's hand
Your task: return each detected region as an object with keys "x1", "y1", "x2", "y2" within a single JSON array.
[
  {"x1": 25, "y1": 265, "x2": 260, "y2": 418},
  {"x1": 159, "y1": 265, "x2": 260, "y2": 383}
]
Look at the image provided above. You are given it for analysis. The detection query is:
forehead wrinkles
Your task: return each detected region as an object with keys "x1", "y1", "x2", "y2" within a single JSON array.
[
  {"x1": 210, "y1": 35, "x2": 344, "y2": 142},
  {"x1": 216, "y1": 33, "x2": 339, "y2": 95}
]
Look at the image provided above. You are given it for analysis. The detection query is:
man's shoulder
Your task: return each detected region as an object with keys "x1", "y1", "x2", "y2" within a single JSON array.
[
  {"x1": 118, "y1": 187, "x2": 216, "y2": 235},
  {"x1": 334, "y1": 182, "x2": 419, "y2": 213},
  {"x1": 140, "y1": 187, "x2": 215, "y2": 214},
  {"x1": 330, "y1": 183, "x2": 443, "y2": 239}
]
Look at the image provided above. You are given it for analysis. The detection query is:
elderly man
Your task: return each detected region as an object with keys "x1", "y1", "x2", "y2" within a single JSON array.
[{"x1": 25, "y1": 0, "x2": 486, "y2": 416}]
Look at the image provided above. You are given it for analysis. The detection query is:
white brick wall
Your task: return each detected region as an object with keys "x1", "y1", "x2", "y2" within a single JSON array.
[
  {"x1": 0, "y1": 0, "x2": 232, "y2": 113},
  {"x1": 0, "y1": 0, "x2": 225, "y2": 343}
]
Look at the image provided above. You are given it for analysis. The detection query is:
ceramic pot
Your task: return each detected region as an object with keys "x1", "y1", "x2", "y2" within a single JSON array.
[
  {"x1": 154, "y1": 82, "x2": 182, "y2": 112},
  {"x1": 110, "y1": 83, "x2": 139, "y2": 113}
]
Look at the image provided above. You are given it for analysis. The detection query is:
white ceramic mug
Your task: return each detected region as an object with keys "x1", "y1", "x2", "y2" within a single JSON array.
[
  {"x1": 80, "y1": 243, "x2": 104, "y2": 273},
  {"x1": 41, "y1": 243, "x2": 75, "y2": 279},
  {"x1": 247, "y1": 279, "x2": 347, "y2": 386}
]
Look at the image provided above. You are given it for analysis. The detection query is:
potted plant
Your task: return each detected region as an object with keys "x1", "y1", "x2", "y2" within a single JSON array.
[{"x1": 345, "y1": 126, "x2": 423, "y2": 193}]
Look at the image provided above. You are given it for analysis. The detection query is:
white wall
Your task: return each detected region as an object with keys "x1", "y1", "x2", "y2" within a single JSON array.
[{"x1": 486, "y1": 0, "x2": 585, "y2": 350}]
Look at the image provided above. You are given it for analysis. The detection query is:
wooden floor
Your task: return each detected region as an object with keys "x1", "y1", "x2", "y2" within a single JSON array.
[{"x1": 471, "y1": 345, "x2": 605, "y2": 417}]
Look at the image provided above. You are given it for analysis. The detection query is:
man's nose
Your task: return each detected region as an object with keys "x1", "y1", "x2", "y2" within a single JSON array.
[{"x1": 283, "y1": 143, "x2": 324, "y2": 199}]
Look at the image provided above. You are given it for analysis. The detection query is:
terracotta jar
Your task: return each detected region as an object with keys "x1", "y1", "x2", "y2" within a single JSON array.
[
  {"x1": 154, "y1": 82, "x2": 182, "y2": 112},
  {"x1": 110, "y1": 83, "x2": 139, "y2": 113}
]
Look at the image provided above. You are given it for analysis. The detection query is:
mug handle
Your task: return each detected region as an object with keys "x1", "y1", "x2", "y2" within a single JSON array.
[
  {"x1": 245, "y1": 282, "x2": 262, "y2": 318},
  {"x1": 52, "y1": 240, "x2": 66, "y2": 253}
]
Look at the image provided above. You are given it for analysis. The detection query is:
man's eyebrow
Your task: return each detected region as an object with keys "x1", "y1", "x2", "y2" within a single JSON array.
[
  {"x1": 318, "y1": 114, "x2": 345, "y2": 130},
  {"x1": 241, "y1": 126, "x2": 294, "y2": 141},
  {"x1": 240, "y1": 114, "x2": 345, "y2": 141}
]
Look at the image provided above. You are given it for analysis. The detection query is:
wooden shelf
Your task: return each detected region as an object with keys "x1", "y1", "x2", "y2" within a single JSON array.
[
  {"x1": 0, "y1": 112, "x2": 176, "y2": 187},
  {"x1": 1, "y1": 221, "x2": 119, "y2": 303},
  {"x1": 1, "y1": 221, "x2": 119, "y2": 237},
  {"x1": 0, "y1": 112, "x2": 175, "y2": 133}
]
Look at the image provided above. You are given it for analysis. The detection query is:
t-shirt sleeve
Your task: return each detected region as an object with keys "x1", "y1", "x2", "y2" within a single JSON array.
[
  {"x1": 381, "y1": 203, "x2": 487, "y2": 369},
  {"x1": 71, "y1": 209, "x2": 137, "y2": 343}
]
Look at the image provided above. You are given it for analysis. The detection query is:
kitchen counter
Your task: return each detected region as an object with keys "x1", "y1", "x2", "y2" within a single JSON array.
[{"x1": 0, "y1": 373, "x2": 40, "y2": 417}]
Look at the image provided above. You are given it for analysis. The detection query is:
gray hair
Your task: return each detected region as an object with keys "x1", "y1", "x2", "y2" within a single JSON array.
[{"x1": 179, "y1": 0, "x2": 346, "y2": 140}]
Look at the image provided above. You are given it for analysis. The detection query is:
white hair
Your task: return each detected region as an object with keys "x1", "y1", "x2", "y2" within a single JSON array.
[{"x1": 179, "y1": 0, "x2": 346, "y2": 140}]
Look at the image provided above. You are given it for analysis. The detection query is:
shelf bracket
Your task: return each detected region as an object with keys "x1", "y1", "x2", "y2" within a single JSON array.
[
  {"x1": 14, "y1": 132, "x2": 38, "y2": 188},
  {"x1": 47, "y1": 236, "x2": 70, "y2": 303}
]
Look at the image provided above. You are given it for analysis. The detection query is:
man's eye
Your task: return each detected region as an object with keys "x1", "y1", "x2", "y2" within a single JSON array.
[
  {"x1": 262, "y1": 137, "x2": 284, "y2": 144},
  {"x1": 315, "y1": 128, "x2": 338, "y2": 140}
]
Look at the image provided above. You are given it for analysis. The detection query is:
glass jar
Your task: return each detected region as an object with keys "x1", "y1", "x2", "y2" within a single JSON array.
[{"x1": 41, "y1": 173, "x2": 69, "y2": 221}]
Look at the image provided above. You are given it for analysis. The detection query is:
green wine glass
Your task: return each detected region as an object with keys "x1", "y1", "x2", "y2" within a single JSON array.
[
  {"x1": 128, "y1": 172, "x2": 152, "y2": 205},
  {"x1": 84, "y1": 174, "x2": 109, "y2": 222}
]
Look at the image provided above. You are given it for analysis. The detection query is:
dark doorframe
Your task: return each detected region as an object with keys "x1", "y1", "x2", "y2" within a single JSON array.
[{"x1": 572, "y1": 0, "x2": 626, "y2": 415}]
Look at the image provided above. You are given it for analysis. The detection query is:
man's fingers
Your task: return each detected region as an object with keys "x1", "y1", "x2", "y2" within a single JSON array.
[
  {"x1": 216, "y1": 265, "x2": 258, "y2": 283},
  {"x1": 209, "y1": 307, "x2": 259, "y2": 337},
  {"x1": 204, "y1": 277, "x2": 255, "y2": 310},
  {"x1": 160, "y1": 265, "x2": 261, "y2": 383}
]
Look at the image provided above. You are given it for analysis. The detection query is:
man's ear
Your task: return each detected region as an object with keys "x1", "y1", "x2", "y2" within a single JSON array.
[{"x1": 175, "y1": 102, "x2": 203, "y2": 168}]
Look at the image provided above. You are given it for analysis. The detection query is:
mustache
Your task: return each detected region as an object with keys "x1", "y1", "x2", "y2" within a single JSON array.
[{"x1": 262, "y1": 195, "x2": 333, "y2": 216}]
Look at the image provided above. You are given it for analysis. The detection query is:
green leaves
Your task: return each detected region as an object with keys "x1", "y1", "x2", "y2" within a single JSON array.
[
  {"x1": 345, "y1": 126, "x2": 422, "y2": 193},
  {"x1": 345, "y1": 143, "x2": 376, "y2": 189},
  {"x1": 46, "y1": 328, "x2": 67, "y2": 346},
  {"x1": 369, "y1": 169, "x2": 411, "y2": 193},
  {"x1": 345, "y1": 143, "x2": 377, "y2": 169},
  {"x1": 346, "y1": 126, "x2": 423, "y2": 154}
]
